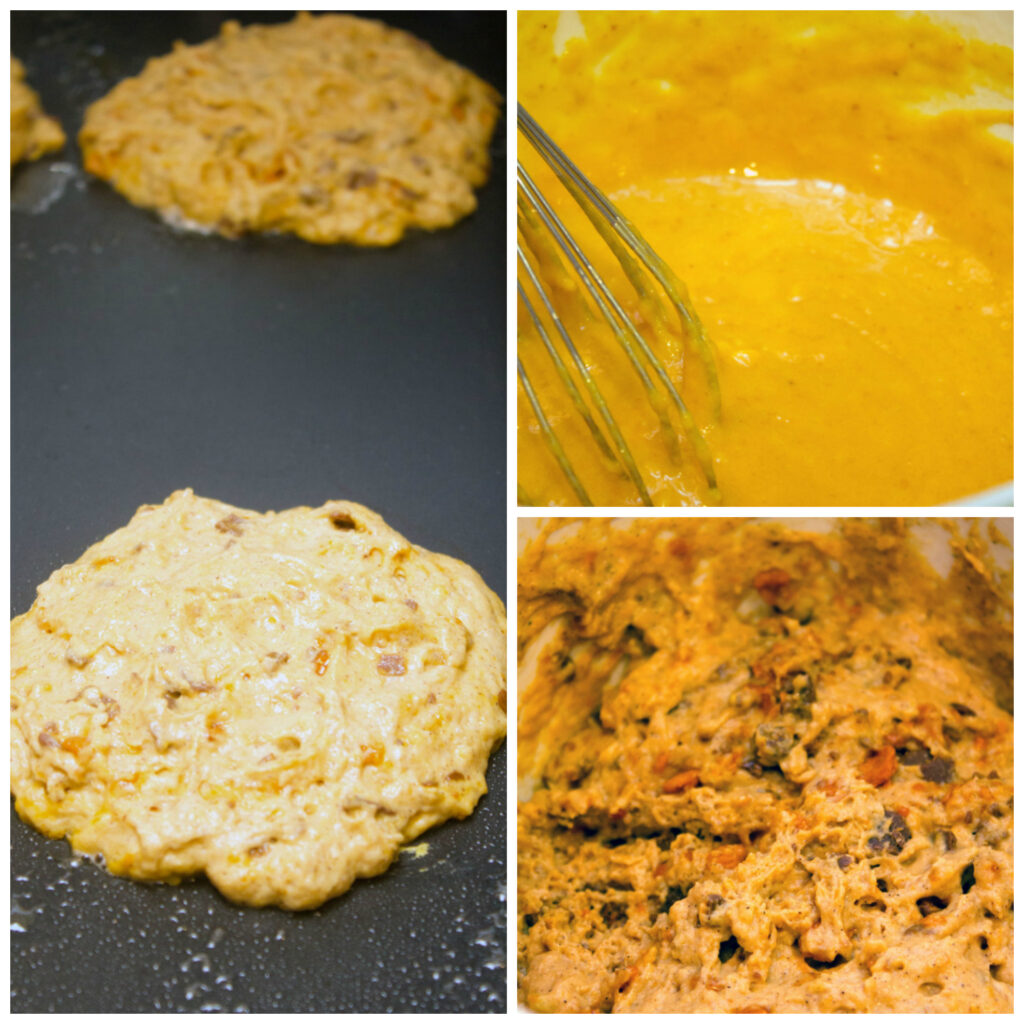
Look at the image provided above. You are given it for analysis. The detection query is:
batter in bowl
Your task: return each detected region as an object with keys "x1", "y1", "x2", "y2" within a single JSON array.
[
  {"x1": 518, "y1": 12, "x2": 1012, "y2": 505},
  {"x1": 518, "y1": 517, "x2": 1012, "y2": 1011}
]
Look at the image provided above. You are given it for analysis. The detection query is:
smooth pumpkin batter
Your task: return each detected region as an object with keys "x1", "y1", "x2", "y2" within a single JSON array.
[
  {"x1": 518, "y1": 518, "x2": 1012, "y2": 1011},
  {"x1": 517, "y1": 12, "x2": 1012, "y2": 506}
]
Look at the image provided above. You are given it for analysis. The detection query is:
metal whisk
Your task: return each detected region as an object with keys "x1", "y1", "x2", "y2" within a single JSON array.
[{"x1": 517, "y1": 105, "x2": 721, "y2": 506}]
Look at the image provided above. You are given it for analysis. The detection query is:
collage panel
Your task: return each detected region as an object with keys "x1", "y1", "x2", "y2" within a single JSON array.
[
  {"x1": 11, "y1": 10, "x2": 506, "y2": 1013},
  {"x1": 516, "y1": 11, "x2": 1012, "y2": 508},
  {"x1": 516, "y1": 516, "x2": 1012, "y2": 1012},
  {"x1": 8, "y1": 7, "x2": 1018, "y2": 1018}
]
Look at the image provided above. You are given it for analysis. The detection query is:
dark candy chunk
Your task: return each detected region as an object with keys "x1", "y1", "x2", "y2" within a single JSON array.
[
  {"x1": 777, "y1": 672, "x2": 816, "y2": 718},
  {"x1": 899, "y1": 748, "x2": 955, "y2": 783},
  {"x1": 920, "y1": 756, "x2": 954, "y2": 784},
  {"x1": 754, "y1": 722, "x2": 796, "y2": 766},
  {"x1": 867, "y1": 809, "x2": 911, "y2": 854}
]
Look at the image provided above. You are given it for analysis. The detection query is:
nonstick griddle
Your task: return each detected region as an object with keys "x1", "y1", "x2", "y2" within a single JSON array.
[{"x1": 11, "y1": 11, "x2": 506, "y2": 1013}]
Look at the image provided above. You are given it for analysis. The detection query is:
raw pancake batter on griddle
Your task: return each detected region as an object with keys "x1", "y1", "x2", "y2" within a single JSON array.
[
  {"x1": 11, "y1": 490, "x2": 506, "y2": 910},
  {"x1": 11, "y1": 56, "x2": 64, "y2": 165},
  {"x1": 78, "y1": 13, "x2": 500, "y2": 245},
  {"x1": 518, "y1": 518, "x2": 1012, "y2": 1012}
]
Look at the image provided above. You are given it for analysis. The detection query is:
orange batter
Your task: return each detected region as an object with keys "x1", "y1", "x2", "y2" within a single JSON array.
[{"x1": 517, "y1": 12, "x2": 1012, "y2": 506}]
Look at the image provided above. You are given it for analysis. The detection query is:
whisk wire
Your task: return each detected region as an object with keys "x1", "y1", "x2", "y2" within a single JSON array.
[
  {"x1": 518, "y1": 105, "x2": 723, "y2": 504},
  {"x1": 519, "y1": 106, "x2": 719, "y2": 415},
  {"x1": 517, "y1": 357, "x2": 592, "y2": 506},
  {"x1": 519, "y1": 164, "x2": 676, "y2": 453},
  {"x1": 516, "y1": 266, "x2": 616, "y2": 466},
  {"x1": 519, "y1": 177, "x2": 659, "y2": 504}
]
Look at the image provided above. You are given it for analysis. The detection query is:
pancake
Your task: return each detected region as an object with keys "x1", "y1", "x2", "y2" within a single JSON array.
[
  {"x1": 79, "y1": 13, "x2": 500, "y2": 244},
  {"x1": 11, "y1": 490, "x2": 506, "y2": 909},
  {"x1": 518, "y1": 518, "x2": 1012, "y2": 1011},
  {"x1": 11, "y1": 56, "x2": 64, "y2": 165}
]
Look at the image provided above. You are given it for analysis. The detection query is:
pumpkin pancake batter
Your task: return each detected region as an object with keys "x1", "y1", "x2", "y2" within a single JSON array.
[
  {"x1": 10, "y1": 56, "x2": 64, "y2": 165},
  {"x1": 518, "y1": 518, "x2": 1012, "y2": 1012},
  {"x1": 80, "y1": 13, "x2": 500, "y2": 245},
  {"x1": 11, "y1": 490, "x2": 506, "y2": 910},
  {"x1": 517, "y1": 12, "x2": 1012, "y2": 505}
]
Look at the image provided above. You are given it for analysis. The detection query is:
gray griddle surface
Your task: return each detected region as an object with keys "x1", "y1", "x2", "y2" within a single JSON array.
[{"x1": 12, "y1": 11, "x2": 506, "y2": 1014}]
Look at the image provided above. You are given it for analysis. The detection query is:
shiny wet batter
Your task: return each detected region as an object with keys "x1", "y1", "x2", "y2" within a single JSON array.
[
  {"x1": 518, "y1": 13, "x2": 1012, "y2": 505},
  {"x1": 12, "y1": 491, "x2": 507, "y2": 909}
]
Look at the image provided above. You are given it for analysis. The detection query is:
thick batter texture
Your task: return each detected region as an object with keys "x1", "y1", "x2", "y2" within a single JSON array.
[
  {"x1": 79, "y1": 13, "x2": 500, "y2": 245},
  {"x1": 11, "y1": 56, "x2": 64, "y2": 165},
  {"x1": 11, "y1": 490, "x2": 506, "y2": 910},
  {"x1": 518, "y1": 519, "x2": 1012, "y2": 1011},
  {"x1": 518, "y1": 12, "x2": 1012, "y2": 505}
]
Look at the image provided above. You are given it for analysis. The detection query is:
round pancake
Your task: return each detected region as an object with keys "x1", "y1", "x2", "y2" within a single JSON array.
[
  {"x1": 11, "y1": 56, "x2": 64, "y2": 165},
  {"x1": 78, "y1": 13, "x2": 501, "y2": 245},
  {"x1": 11, "y1": 490, "x2": 506, "y2": 909}
]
